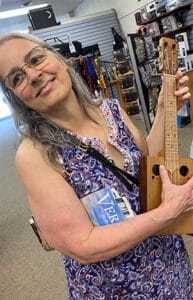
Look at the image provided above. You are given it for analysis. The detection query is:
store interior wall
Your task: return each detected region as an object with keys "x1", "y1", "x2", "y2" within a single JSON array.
[
  {"x1": 0, "y1": 0, "x2": 154, "y2": 36},
  {"x1": 74, "y1": 0, "x2": 154, "y2": 35},
  {"x1": 0, "y1": 0, "x2": 157, "y2": 49}
]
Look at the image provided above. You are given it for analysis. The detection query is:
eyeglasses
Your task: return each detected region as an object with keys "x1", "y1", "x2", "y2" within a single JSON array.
[{"x1": 4, "y1": 46, "x2": 49, "y2": 91}]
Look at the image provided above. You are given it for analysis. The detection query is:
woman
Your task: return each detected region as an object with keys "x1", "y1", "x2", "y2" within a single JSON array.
[{"x1": 0, "y1": 32, "x2": 193, "y2": 299}]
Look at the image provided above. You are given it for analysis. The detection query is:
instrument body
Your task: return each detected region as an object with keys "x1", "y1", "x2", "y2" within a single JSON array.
[
  {"x1": 139, "y1": 37, "x2": 193, "y2": 235},
  {"x1": 140, "y1": 156, "x2": 193, "y2": 235}
]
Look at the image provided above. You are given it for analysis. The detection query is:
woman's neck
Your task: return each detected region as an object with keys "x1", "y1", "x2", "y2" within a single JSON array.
[
  {"x1": 42, "y1": 94, "x2": 101, "y2": 133},
  {"x1": 40, "y1": 91, "x2": 85, "y2": 129}
]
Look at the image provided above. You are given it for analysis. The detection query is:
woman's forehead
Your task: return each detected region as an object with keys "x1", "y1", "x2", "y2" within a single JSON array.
[
  {"x1": 0, "y1": 39, "x2": 40, "y2": 76},
  {"x1": 0, "y1": 38, "x2": 40, "y2": 53}
]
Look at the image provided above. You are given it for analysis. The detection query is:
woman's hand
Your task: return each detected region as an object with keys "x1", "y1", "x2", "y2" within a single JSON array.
[
  {"x1": 175, "y1": 71, "x2": 191, "y2": 110},
  {"x1": 158, "y1": 71, "x2": 190, "y2": 110},
  {"x1": 159, "y1": 165, "x2": 193, "y2": 219}
]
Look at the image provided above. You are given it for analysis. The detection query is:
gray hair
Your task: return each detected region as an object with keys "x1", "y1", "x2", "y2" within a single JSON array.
[{"x1": 0, "y1": 32, "x2": 102, "y2": 165}]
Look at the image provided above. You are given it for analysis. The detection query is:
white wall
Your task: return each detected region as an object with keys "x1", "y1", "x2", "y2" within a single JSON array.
[
  {"x1": 74, "y1": 0, "x2": 153, "y2": 36},
  {"x1": 0, "y1": 0, "x2": 153, "y2": 35}
]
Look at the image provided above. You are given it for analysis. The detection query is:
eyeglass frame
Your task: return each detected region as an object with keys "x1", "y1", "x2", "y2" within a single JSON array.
[{"x1": 3, "y1": 45, "x2": 49, "y2": 91}]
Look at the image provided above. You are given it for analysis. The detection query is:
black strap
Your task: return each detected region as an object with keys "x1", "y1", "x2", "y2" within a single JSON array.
[{"x1": 62, "y1": 131, "x2": 139, "y2": 191}]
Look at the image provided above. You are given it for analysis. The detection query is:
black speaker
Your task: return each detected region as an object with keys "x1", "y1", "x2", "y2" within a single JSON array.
[{"x1": 28, "y1": 5, "x2": 58, "y2": 30}]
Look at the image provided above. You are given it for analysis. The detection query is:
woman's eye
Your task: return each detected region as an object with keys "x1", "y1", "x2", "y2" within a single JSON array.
[
  {"x1": 12, "y1": 72, "x2": 24, "y2": 87},
  {"x1": 30, "y1": 54, "x2": 45, "y2": 66}
]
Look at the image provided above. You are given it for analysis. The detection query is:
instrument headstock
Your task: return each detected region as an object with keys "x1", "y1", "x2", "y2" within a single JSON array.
[{"x1": 159, "y1": 37, "x2": 178, "y2": 75}]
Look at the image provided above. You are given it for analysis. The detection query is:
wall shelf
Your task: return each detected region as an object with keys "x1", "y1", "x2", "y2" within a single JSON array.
[
  {"x1": 153, "y1": 24, "x2": 193, "y2": 39},
  {"x1": 138, "y1": 3, "x2": 192, "y2": 26}
]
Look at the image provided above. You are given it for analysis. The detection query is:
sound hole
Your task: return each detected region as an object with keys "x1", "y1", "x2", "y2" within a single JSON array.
[
  {"x1": 179, "y1": 165, "x2": 189, "y2": 177},
  {"x1": 152, "y1": 164, "x2": 160, "y2": 176}
]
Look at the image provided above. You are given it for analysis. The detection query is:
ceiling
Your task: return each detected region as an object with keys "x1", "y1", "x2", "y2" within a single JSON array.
[{"x1": 0, "y1": 0, "x2": 83, "y2": 13}]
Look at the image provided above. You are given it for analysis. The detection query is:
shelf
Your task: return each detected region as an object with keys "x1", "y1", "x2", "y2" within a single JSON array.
[
  {"x1": 108, "y1": 79, "x2": 118, "y2": 84},
  {"x1": 118, "y1": 71, "x2": 134, "y2": 77},
  {"x1": 130, "y1": 3, "x2": 193, "y2": 130},
  {"x1": 121, "y1": 87, "x2": 135, "y2": 93},
  {"x1": 125, "y1": 100, "x2": 138, "y2": 106},
  {"x1": 138, "y1": 3, "x2": 192, "y2": 26},
  {"x1": 152, "y1": 74, "x2": 162, "y2": 77},
  {"x1": 114, "y1": 59, "x2": 129, "y2": 64},
  {"x1": 153, "y1": 24, "x2": 193, "y2": 39}
]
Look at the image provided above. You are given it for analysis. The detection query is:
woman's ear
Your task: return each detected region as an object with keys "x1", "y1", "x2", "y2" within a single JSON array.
[
  {"x1": 63, "y1": 63, "x2": 69, "y2": 71},
  {"x1": 60, "y1": 58, "x2": 68, "y2": 70}
]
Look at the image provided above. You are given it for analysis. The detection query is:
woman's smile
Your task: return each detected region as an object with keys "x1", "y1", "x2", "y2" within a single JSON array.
[{"x1": 36, "y1": 77, "x2": 56, "y2": 98}]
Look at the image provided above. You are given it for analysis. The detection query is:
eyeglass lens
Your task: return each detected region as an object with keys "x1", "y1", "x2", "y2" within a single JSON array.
[{"x1": 5, "y1": 46, "x2": 47, "y2": 90}]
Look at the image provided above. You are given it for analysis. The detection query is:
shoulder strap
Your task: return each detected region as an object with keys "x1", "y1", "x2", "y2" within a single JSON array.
[
  {"x1": 80, "y1": 142, "x2": 138, "y2": 189},
  {"x1": 62, "y1": 131, "x2": 139, "y2": 191}
]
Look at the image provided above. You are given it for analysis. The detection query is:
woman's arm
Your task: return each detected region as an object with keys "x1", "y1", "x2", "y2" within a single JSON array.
[{"x1": 15, "y1": 139, "x2": 193, "y2": 264}]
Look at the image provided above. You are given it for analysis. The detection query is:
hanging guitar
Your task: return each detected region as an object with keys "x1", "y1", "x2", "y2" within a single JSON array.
[{"x1": 139, "y1": 37, "x2": 193, "y2": 235}]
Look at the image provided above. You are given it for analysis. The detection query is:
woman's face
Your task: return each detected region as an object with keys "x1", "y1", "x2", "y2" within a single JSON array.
[{"x1": 0, "y1": 38, "x2": 73, "y2": 114}]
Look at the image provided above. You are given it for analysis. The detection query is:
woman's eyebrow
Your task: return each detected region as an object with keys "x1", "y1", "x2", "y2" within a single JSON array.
[
  {"x1": 4, "y1": 47, "x2": 38, "y2": 80},
  {"x1": 5, "y1": 66, "x2": 22, "y2": 77}
]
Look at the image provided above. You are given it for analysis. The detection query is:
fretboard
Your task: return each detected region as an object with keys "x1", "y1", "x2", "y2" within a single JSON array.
[{"x1": 164, "y1": 74, "x2": 179, "y2": 174}]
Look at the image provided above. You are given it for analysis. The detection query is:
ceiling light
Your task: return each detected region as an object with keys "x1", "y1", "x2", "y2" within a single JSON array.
[{"x1": 0, "y1": 3, "x2": 49, "y2": 19}]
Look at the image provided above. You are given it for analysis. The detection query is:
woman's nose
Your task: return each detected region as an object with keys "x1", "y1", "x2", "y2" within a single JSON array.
[{"x1": 24, "y1": 66, "x2": 43, "y2": 85}]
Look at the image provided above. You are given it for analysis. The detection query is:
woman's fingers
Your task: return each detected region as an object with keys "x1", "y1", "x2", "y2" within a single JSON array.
[
  {"x1": 159, "y1": 164, "x2": 193, "y2": 216},
  {"x1": 159, "y1": 165, "x2": 170, "y2": 187}
]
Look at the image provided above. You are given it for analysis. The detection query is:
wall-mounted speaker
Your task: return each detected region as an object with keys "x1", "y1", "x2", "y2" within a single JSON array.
[{"x1": 28, "y1": 5, "x2": 58, "y2": 30}]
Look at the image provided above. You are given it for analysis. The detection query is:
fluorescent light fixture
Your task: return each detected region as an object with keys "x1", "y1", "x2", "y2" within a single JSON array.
[{"x1": 0, "y1": 3, "x2": 49, "y2": 19}]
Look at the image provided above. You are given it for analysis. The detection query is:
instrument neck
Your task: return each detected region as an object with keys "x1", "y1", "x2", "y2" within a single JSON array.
[{"x1": 164, "y1": 74, "x2": 179, "y2": 171}]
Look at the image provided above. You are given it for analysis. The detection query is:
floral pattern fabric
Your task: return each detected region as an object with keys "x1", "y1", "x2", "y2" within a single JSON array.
[{"x1": 60, "y1": 99, "x2": 193, "y2": 299}]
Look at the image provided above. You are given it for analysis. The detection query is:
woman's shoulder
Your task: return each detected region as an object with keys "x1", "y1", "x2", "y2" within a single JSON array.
[
  {"x1": 15, "y1": 138, "x2": 62, "y2": 175},
  {"x1": 15, "y1": 138, "x2": 46, "y2": 169},
  {"x1": 16, "y1": 138, "x2": 43, "y2": 157}
]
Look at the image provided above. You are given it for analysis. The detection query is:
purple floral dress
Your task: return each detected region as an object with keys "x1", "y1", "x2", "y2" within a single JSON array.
[{"x1": 60, "y1": 99, "x2": 193, "y2": 299}]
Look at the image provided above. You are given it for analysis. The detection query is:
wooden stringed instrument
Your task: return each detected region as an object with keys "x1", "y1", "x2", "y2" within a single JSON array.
[{"x1": 139, "y1": 37, "x2": 193, "y2": 235}]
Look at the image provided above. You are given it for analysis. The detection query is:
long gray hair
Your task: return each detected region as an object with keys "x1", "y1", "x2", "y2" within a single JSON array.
[{"x1": 0, "y1": 32, "x2": 102, "y2": 165}]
